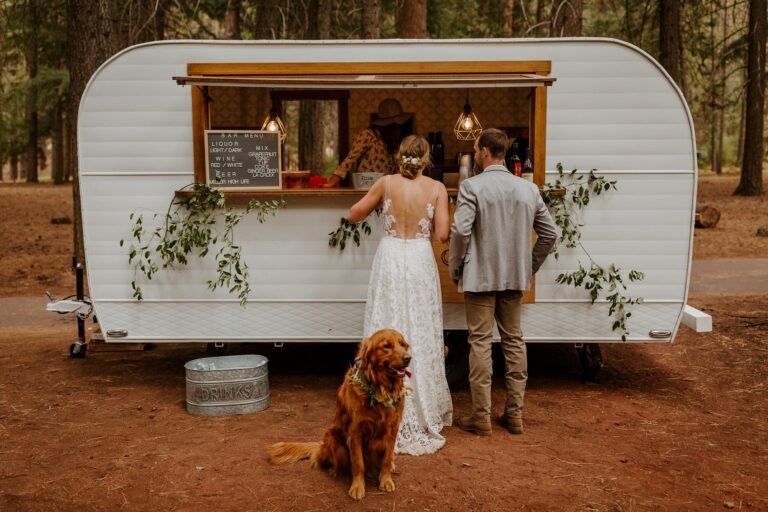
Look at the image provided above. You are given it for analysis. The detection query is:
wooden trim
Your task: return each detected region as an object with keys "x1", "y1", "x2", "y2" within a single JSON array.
[
  {"x1": 174, "y1": 74, "x2": 556, "y2": 87},
  {"x1": 188, "y1": 61, "x2": 552, "y2": 76},
  {"x1": 174, "y1": 186, "x2": 561, "y2": 200},
  {"x1": 532, "y1": 86, "x2": 547, "y2": 186},
  {"x1": 176, "y1": 188, "x2": 377, "y2": 199},
  {"x1": 525, "y1": 85, "x2": 549, "y2": 305},
  {"x1": 192, "y1": 86, "x2": 207, "y2": 184}
]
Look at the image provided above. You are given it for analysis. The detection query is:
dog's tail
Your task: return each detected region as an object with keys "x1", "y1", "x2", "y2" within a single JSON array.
[{"x1": 268, "y1": 442, "x2": 322, "y2": 464}]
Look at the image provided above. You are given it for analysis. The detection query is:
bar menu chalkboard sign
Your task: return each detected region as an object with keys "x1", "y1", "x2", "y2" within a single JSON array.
[{"x1": 204, "y1": 130, "x2": 282, "y2": 190}]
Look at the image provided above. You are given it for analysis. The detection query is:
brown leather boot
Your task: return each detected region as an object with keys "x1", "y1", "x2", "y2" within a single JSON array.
[
  {"x1": 499, "y1": 415, "x2": 524, "y2": 435},
  {"x1": 455, "y1": 415, "x2": 492, "y2": 436}
]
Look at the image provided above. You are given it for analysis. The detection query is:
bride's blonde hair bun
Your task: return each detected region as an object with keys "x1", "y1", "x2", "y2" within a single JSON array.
[{"x1": 395, "y1": 135, "x2": 431, "y2": 180}]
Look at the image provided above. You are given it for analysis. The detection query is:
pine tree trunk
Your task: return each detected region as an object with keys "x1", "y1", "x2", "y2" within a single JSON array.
[
  {"x1": 255, "y1": 1, "x2": 281, "y2": 39},
  {"x1": 737, "y1": 78, "x2": 747, "y2": 168},
  {"x1": 61, "y1": 106, "x2": 72, "y2": 183},
  {"x1": 361, "y1": 0, "x2": 381, "y2": 39},
  {"x1": 25, "y1": 0, "x2": 39, "y2": 183},
  {"x1": 11, "y1": 154, "x2": 19, "y2": 182},
  {"x1": 503, "y1": 0, "x2": 515, "y2": 37},
  {"x1": 715, "y1": 1, "x2": 727, "y2": 172},
  {"x1": 225, "y1": 0, "x2": 241, "y2": 39},
  {"x1": 396, "y1": 0, "x2": 428, "y2": 38},
  {"x1": 52, "y1": 100, "x2": 65, "y2": 184},
  {"x1": 536, "y1": 0, "x2": 547, "y2": 36},
  {"x1": 318, "y1": 0, "x2": 331, "y2": 37},
  {"x1": 68, "y1": 0, "x2": 121, "y2": 267},
  {"x1": 708, "y1": 0, "x2": 719, "y2": 174},
  {"x1": 658, "y1": 0, "x2": 683, "y2": 86},
  {"x1": 736, "y1": 0, "x2": 766, "y2": 196},
  {"x1": 551, "y1": 0, "x2": 583, "y2": 37}
]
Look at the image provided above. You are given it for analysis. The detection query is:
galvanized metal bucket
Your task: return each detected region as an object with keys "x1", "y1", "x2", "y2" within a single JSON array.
[{"x1": 184, "y1": 355, "x2": 269, "y2": 417}]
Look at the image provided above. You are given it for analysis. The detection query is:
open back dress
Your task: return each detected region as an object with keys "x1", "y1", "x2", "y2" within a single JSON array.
[{"x1": 363, "y1": 174, "x2": 453, "y2": 456}]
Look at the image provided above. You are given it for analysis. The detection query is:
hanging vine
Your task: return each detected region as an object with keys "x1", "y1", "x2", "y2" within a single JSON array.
[
  {"x1": 541, "y1": 163, "x2": 645, "y2": 340},
  {"x1": 328, "y1": 217, "x2": 373, "y2": 251},
  {"x1": 121, "y1": 183, "x2": 285, "y2": 306}
]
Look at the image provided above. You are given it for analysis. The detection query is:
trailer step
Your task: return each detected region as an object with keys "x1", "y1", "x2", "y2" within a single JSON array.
[{"x1": 682, "y1": 305, "x2": 712, "y2": 333}]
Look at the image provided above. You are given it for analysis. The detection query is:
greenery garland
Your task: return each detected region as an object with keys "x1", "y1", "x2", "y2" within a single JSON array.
[
  {"x1": 328, "y1": 217, "x2": 372, "y2": 251},
  {"x1": 121, "y1": 183, "x2": 285, "y2": 306},
  {"x1": 541, "y1": 163, "x2": 645, "y2": 341}
]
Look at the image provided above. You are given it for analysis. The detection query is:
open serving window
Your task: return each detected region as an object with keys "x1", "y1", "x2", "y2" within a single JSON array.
[
  {"x1": 173, "y1": 61, "x2": 555, "y2": 304},
  {"x1": 174, "y1": 61, "x2": 555, "y2": 191}
]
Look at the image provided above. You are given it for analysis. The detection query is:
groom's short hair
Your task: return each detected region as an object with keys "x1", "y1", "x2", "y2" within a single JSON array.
[{"x1": 477, "y1": 129, "x2": 508, "y2": 159}]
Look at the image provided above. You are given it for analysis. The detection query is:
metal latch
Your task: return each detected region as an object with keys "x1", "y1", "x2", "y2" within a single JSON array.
[{"x1": 648, "y1": 330, "x2": 672, "y2": 339}]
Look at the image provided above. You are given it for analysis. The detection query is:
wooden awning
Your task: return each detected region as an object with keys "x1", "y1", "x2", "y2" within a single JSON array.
[{"x1": 172, "y1": 73, "x2": 556, "y2": 89}]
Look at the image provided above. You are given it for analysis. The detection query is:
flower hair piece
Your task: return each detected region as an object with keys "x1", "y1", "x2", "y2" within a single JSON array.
[{"x1": 401, "y1": 156, "x2": 420, "y2": 166}]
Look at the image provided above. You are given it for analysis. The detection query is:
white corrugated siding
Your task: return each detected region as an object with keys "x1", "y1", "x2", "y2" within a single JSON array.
[{"x1": 79, "y1": 39, "x2": 696, "y2": 343}]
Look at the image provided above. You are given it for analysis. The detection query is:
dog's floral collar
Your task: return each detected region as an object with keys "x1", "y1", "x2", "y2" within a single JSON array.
[{"x1": 348, "y1": 361, "x2": 407, "y2": 409}]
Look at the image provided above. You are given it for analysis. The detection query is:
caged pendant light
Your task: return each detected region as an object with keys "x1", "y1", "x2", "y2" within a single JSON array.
[
  {"x1": 261, "y1": 97, "x2": 287, "y2": 143},
  {"x1": 454, "y1": 90, "x2": 483, "y2": 141}
]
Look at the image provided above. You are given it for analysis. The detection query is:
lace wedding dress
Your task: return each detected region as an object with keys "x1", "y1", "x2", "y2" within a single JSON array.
[{"x1": 363, "y1": 175, "x2": 453, "y2": 456}]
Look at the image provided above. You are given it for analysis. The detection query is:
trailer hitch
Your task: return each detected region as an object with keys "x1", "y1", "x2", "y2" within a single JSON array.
[{"x1": 46, "y1": 257, "x2": 92, "y2": 358}]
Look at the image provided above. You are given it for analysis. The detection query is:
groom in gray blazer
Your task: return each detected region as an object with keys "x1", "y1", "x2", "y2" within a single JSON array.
[{"x1": 449, "y1": 128, "x2": 557, "y2": 436}]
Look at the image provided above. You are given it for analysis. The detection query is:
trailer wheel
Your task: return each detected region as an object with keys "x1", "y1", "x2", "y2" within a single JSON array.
[
  {"x1": 444, "y1": 330, "x2": 469, "y2": 390},
  {"x1": 575, "y1": 343, "x2": 603, "y2": 385},
  {"x1": 69, "y1": 341, "x2": 87, "y2": 358}
]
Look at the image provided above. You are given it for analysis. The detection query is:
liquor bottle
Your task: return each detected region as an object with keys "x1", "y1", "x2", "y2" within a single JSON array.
[
  {"x1": 507, "y1": 142, "x2": 522, "y2": 177},
  {"x1": 522, "y1": 148, "x2": 534, "y2": 182},
  {"x1": 427, "y1": 132, "x2": 435, "y2": 157},
  {"x1": 434, "y1": 131, "x2": 445, "y2": 165}
]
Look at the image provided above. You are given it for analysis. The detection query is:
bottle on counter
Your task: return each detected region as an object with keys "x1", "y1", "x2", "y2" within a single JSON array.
[
  {"x1": 522, "y1": 148, "x2": 534, "y2": 182},
  {"x1": 434, "y1": 131, "x2": 445, "y2": 165},
  {"x1": 428, "y1": 132, "x2": 435, "y2": 159},
  {"x1": 507, "y1": 142, "x2": 522, "y2": 177}
]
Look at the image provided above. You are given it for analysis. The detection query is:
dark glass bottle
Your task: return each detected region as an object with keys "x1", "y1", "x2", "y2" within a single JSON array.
[
  {"x1": 507, "y1": 142, "x2": 522, "y2": 177},
  {"x1": 522, "y1": 148, "x2": 534, "y2": 182},
  {"x1": 434, "y1": 131, "x2": 444, "y2": 165}
]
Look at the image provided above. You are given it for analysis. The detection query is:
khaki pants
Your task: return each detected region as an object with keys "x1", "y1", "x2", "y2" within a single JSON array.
[{"x1": 464, "y1": 290, "x2": 526, "y2": 422}]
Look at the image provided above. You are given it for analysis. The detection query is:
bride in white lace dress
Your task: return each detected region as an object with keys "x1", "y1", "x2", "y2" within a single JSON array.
[{"x1": 347, "y1": 135, "x2": 453, "y2": 456}]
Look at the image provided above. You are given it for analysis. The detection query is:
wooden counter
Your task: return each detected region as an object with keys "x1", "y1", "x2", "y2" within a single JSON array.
[
  {"x1": 174, "y1": 187, "x2": 462, "y2": 199},
  {"x1": 174, "y1": 186, "x2": 562, "y2": 200}
]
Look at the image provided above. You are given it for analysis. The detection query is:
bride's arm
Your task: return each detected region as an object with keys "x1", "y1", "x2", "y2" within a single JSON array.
[
  {"x1": 347, "y1": 178, "x2": 384, "y2": 223},
  {"x1": 433, "y1": 183, "x2": 450, "y2": 243}
]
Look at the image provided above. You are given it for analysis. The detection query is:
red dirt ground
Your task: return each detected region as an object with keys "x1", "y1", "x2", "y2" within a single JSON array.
[{"x1": 0, "y1": 176, "x2": 766, "y2": 511}]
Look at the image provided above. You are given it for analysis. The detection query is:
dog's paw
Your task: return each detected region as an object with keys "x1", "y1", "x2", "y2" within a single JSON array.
[
  {"x1": 348, "y1": 481, "x2": 366, "y2": 500},
  {"x1": 379, "y1": 476, "x2": 396, "y2": 493}
]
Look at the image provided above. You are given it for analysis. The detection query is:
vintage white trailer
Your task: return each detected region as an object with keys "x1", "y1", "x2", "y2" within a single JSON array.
[{"x1": 70, "y1": 38, "x2": 710, "y2": 373}]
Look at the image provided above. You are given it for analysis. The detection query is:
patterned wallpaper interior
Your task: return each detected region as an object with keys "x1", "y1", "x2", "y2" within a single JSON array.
[
  {"x1": 349, "y1": 88, "x2": 530, "y2": 163},
  {"x1": 209, "y1": 87, "x2": 271, "y2": 128},
  {"x1": 209, "y1": 86, "x2": 531, "y2": 164}
]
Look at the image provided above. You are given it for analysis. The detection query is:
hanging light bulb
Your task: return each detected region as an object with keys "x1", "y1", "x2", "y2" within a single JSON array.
[
  {"x1": 454, "y1": 90, "x2": 483, "y2": 141},
  {"x1": 261, "y1": 108, "x2": 287, "y2": 143}
]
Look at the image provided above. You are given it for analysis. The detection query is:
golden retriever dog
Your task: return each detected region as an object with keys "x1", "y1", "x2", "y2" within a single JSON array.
[{"x1": 268, "y1": 328, "x2": 411, "y2": 500}]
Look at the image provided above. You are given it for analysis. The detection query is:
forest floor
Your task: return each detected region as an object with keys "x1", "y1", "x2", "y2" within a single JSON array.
[{"x1": 0, "y1": 174, "x2": 767, "y2": 511}]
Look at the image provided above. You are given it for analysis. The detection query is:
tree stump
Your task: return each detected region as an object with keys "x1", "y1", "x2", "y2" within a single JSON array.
[{"x1": 695, "y1": 205, "x2": 721, "y2": 228}]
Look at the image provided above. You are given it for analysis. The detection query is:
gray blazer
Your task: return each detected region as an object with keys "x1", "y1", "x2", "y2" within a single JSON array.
[{"x1": 448, "y1": 164, "x2": 557, "y2": 293}]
